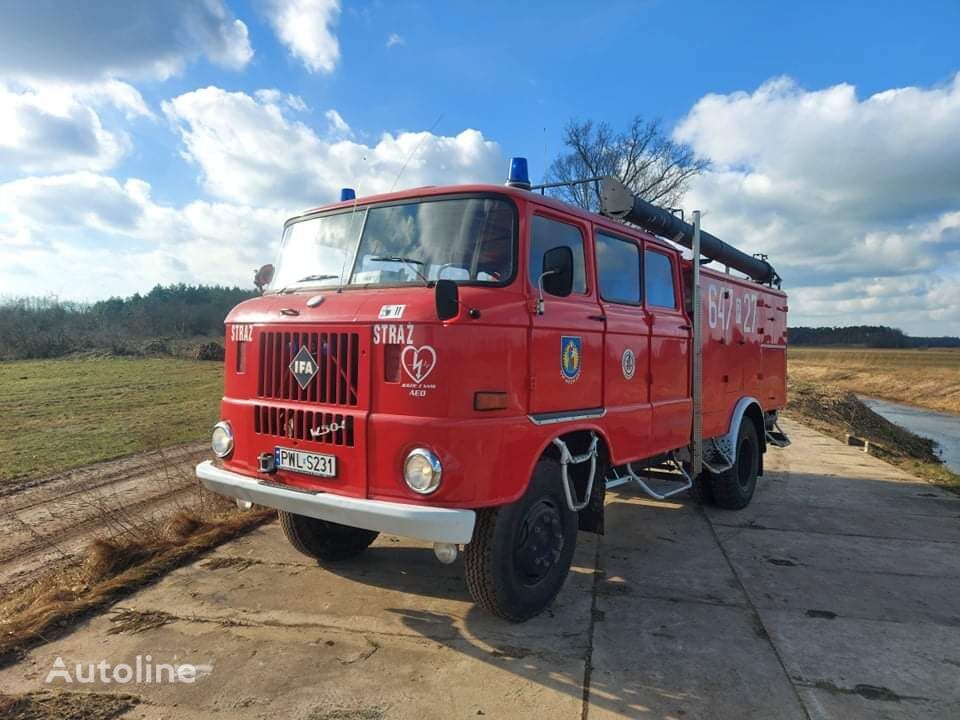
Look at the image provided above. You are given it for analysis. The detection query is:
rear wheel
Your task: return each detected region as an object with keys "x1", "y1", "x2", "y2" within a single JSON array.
[
  {"x1": 279, "y1": 511, "x2": 379, "y2": 561},
  {"x1": 464, "y1": 457, "x2": 578, "y2": 622},
  {"x1": 705, "y1": 417, "x2": 760, "y2": 510}
]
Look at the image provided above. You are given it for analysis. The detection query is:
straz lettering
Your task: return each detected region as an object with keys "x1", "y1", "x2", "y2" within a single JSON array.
[
  {"x1": 230, "y1": 324, "x2": 253, "y2": 342},
  {"x1": 372, "y1": 323, "x2": 415, "y2": 345}
]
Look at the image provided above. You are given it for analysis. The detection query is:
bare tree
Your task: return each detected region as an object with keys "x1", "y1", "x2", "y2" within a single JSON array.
[{"x1": 544, "y1": 116, "x2": 708, "y2": 212}]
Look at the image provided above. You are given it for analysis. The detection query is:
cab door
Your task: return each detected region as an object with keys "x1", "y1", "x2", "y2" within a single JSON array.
[
  {"x1": 644, "y1": 245, "x2": 693, "y2": 453},
  {"x1": 594, "y1": 229, "x2": 652, "y2": 457},
  {"x1": 527, "y1": 210, "x2": 604, "y2": 416}
]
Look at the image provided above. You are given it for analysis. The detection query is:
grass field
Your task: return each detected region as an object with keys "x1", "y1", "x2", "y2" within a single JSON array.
[
  {"x1": 0, "y1": 358, "x2": 222, "y2": 485},
  {"x1": 788, "y1": 346, "x2": 960, "y2": 414}
]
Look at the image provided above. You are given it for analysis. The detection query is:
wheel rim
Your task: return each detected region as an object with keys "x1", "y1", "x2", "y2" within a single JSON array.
[
  {"x1": 737, "y1": 436, "x2": 755, "y2": 489},
  {"x1": 514, "y1": 498, "x2": 564, "y2": 585}
]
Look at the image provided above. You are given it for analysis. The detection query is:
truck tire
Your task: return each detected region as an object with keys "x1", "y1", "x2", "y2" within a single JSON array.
[
  {"x1": 279, "y1": 511, "x2": 379, "y2": 561},
  {"x1": 463, "y1": 457, "x2": 578, "y2": 622},
  {"x1": 705, "y1": 417, "x2": 760, "y2": 510}
]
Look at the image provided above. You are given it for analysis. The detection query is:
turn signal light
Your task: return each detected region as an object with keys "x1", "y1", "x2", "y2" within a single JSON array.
[{"x1": 474, "y1": 391, "x2": 508, "y2": 411}]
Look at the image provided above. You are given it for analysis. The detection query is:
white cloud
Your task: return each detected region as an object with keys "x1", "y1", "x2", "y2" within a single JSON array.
[
  {"x1": 0, "y1": 173, "x2": 285, "y2": 299},
  {"x1": 674, "y1": 74, "x2": 960, "y2": 335},
  {"x1": 0, "y1": 80, "x2": 150, "y2": 174},
  {"x1": 386, "y1": 33, "x2": 405, "y2": 49},
  {"x1": 162, "y1": 86, "x2": 503, "y2": 210},
  {"x1": 0, "y1": 0, "x2": 252, "y2": 82},
  {"x1": 265, "y1": 0, "x2": 341, "y2": 74},
  {"x1": 324, "y1": 109, "x2": 351, "y2": 138}
]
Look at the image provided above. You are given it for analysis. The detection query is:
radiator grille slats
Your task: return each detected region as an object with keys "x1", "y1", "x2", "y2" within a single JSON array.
[
  {"x1": 257, "y1": 330, "x2": 359, "y2": 406},
  {"x1": 253, "y1": 405, "x2": 355, "y2": 447}
]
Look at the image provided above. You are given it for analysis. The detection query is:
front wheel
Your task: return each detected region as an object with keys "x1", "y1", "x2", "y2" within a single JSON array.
[
  {"x1": 463, "y1": 457, "x2": 578, "y2": 622},
  {"x1": 704, "y1": 417, "x2": 761, "y2": 510},
  {"x1": 279, "y1": 511, "x2": 379, "y2": 561}
]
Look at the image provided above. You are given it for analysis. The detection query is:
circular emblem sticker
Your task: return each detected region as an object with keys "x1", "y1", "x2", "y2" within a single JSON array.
[{"x1": 621, "y1": 348, "x2": 636, "y2": 380}]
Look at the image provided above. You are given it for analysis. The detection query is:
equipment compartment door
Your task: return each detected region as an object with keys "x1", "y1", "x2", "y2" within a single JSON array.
[{"x1": 527, "y1": 211, "x2": 604, "y2": 415}]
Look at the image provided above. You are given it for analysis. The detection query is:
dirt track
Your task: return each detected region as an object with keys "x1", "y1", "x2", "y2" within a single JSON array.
[
  {"x1": 0, "y1": 443, "x2": 207, "y2": 597},
  {"x1": 2, "y1": 420, "x2": 959, "y2": 718}
]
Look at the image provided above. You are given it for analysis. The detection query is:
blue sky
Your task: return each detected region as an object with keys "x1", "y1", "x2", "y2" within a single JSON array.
[{"x1": 1, "y1": 0, "x2": 958, "y2": 334}]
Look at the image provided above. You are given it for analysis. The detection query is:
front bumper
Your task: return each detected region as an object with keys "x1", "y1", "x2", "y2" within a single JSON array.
[{"x1": 196, "y1": 461, "x2": 476, "y2": 544}]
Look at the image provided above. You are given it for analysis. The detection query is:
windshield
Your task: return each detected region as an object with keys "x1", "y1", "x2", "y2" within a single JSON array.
[{"x1": 269, "y1": 196, "x2": 516, "y2": 291}]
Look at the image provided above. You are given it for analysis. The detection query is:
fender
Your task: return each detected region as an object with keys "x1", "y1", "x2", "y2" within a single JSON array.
[{"x1": 707, "y1": 396, "x2": 763, "y2": 471}]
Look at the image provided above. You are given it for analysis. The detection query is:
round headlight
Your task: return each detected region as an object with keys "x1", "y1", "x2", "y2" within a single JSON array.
[
  {"x1": 211, "y1": 421, "x2": 234, "y2": 458},
  {"x1": 403, "y1": 448, "x2": 442, "y2": 494}
]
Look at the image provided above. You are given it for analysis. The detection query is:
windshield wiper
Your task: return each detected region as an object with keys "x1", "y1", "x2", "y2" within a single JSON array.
[
  {"x1": 369, "y1": 256, "x2": 430, "y2": 286},
  {"x1": 296, "y1": 273, "x2": 340, "y2": 283}
]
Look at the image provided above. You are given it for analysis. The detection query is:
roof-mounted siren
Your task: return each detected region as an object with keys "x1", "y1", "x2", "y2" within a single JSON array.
[
  {"x1": 599, "y1": 176, "x2": 781, "y2": 287},
  {"x1": 340, "y1": 188, "x2": 356, "y2": 202},
  {"x1": 505, "y1": 157, "x2": 531, "y2": 190}
]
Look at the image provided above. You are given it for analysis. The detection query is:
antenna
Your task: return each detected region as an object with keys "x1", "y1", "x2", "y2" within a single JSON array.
[
  {"x1": 390, "y1": 112, "x2": 444, "y2": 192},
  {"x1": 336, "y1": 189, "x2": 363, "y2": 294}
]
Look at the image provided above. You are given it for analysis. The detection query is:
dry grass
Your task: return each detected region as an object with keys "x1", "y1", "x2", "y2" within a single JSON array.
[
  {"x1": 0, "y1": 689, "x2": 139, "y2": 720},
  {"x1": 786, "y1": 379, "x2": 960, "y2": 493},
  {"x1": 788, "y1": 346, "x2": 960, "y2": 414},
  {"x1": 0, "y1": 500, "x2": 274, "y2": 667}
]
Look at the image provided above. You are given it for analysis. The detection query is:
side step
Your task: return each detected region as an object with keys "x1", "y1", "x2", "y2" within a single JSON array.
[
  {"x1": 605, "y1": 453, "x2": 692, "y2": 501},
  {"x1": 765, "y1": 421, "x2": 791, "y2": 448}
]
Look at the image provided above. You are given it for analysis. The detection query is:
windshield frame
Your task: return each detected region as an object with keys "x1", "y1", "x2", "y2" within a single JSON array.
[{"x1": 271, "y1": 191, "x2": 520, "y2": 293}]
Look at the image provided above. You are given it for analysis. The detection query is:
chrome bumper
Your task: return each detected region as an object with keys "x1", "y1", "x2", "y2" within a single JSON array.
[{"x1": 196, "y1": 461, "x2": 476, "y2": 544}]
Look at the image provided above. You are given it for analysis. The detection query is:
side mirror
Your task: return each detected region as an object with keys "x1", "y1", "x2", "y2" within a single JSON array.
[
  {"x1": 435, "y1": 279, "x2": 459, "y2": 321},
  {"x1": 254, "y1": 264, "x2": 275, "y2": 293},
  {"x1": 542, "y1": 246, "x2": 574, "y2": 298}
]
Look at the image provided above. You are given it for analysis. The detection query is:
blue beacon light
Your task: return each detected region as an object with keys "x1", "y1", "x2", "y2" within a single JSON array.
[
  {"x1": 340, "y1": 188, "x2": 356, "y2": 202},
  {"x1": 505, "y1": 157, "x2": 531, "y2": 190}
]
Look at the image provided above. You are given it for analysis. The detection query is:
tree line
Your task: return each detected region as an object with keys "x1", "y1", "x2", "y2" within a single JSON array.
[
  {"x1": 790, "y1": 326, "x2": 960, "y2": 348},
  {"x1": 0, "y1": 285, "x2": 256, "y2": 360}
]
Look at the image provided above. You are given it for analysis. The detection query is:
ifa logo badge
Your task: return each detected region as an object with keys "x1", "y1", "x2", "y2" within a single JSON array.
[
  {"x1": 289, "y1": 345, "x2": 319, "y2": 389},
  {"x1": 560, "y1": 336, "x2": 582, "y2": 383}
]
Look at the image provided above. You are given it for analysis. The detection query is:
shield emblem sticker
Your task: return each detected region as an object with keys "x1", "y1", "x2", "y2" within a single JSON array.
[
  {"x1": 289, "y1": 345, "x2": 319, "y2": 389},
  {"x1": 560, "y1": 335, "x2": 582, "y2": 383}
]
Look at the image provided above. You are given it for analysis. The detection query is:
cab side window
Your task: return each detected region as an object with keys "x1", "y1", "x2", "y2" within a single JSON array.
[
  {"x1": 596, "y1": 232, "x2": 641, "y2": 304},
  {"x1": 644, "y1": 249, "x2": 677, "y2": 308},
  {"x1": 529, "y1": 215, "x2": 587, "y2": 295}
]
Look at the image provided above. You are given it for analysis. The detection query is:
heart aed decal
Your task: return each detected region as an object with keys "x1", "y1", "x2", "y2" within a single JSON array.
[{"x1": 401, "y1": 345, "x2": 437, "y2": 384}]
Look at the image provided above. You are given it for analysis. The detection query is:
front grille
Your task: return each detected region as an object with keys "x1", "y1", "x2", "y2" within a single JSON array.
[
  {"x1": 258, "y1": 331, "x2": 359, "y2": 406},
  {"x1": 254, "y1": 405, "x2": 355, "y2": 447}
]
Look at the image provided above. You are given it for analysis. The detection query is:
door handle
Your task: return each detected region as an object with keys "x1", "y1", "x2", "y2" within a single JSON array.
[
  {"x1": 678, "y1": 324, "x2": 691, "y2": 331},
  {"x1": 588, "y1": 315, "x2": 607, "y2": 322}
]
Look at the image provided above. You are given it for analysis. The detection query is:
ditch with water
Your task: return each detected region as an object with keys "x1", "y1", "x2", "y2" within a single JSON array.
[{"x1": 859, "y1": 396, "x2": 960, "y2": 474}]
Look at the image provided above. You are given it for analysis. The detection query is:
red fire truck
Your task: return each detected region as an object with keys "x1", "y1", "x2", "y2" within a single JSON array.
[{"x1": 197, "y1": 158, "x2": 790, "y2": 621}]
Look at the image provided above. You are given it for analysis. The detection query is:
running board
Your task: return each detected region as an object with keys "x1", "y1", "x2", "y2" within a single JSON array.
[
  {"x1": 605, "y1": 453, "x2": 693, "y2": 501},
  {"x1": 765, "y1": 421, "x2": 791, "y2": 448}
]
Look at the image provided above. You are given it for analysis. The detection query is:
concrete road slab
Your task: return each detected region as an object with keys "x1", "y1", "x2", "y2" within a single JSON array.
[
  {"x1": 588, "y1": 596, "x2": 807, "y2": 720},
  {"x1": 764, "y1": 609, "x2": 960, "y2": 720},
  {"x1": 601, "y1": 495, "x2": 745, "y2": 607}
]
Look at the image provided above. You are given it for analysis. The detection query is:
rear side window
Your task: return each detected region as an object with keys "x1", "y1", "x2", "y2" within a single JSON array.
[
  {"x1": 596, "y1": 232, "x2": 641, "y2": 304},
  {"x1": 645, "y1": 249, "x2": 677, "y2": 308},
  {"x1": 529, "y1": 215, "x2": 587, "y2": 294}
]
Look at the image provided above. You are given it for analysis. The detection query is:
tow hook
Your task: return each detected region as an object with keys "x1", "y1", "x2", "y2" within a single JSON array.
[
  {"x1": 258, "y1": 452, "x2": 277, "y2": 474},
  {"x1": 433, "y1": 543, "x2": 459, "y2": 564}
]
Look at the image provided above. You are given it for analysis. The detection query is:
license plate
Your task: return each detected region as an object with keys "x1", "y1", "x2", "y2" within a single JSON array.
[{"x1": 275, "y1": 447, "x2": 337, "y2": 478}]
